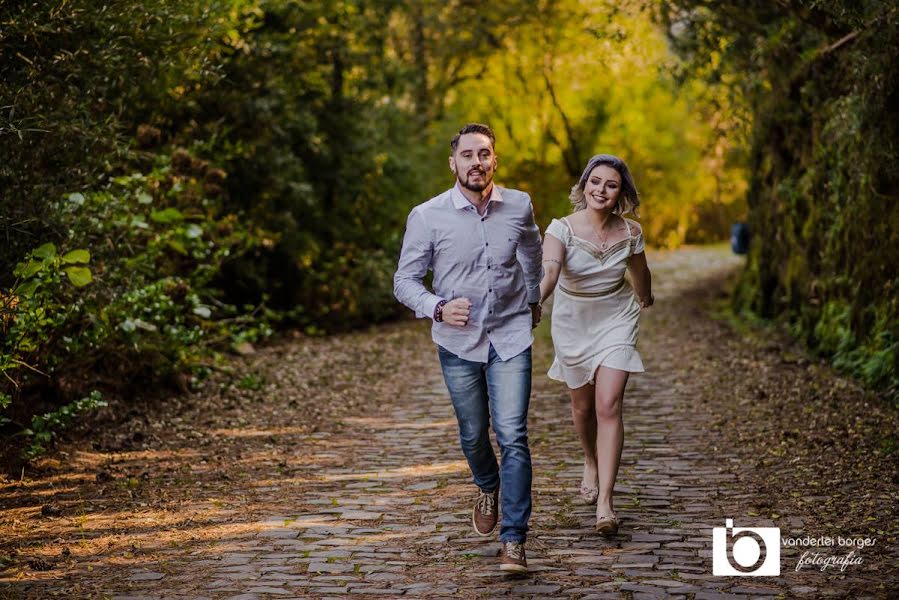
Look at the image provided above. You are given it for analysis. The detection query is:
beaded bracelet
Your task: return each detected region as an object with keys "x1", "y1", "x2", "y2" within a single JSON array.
[{"x1": 434, "y1": 299, "x2": 448, "y2": 323}]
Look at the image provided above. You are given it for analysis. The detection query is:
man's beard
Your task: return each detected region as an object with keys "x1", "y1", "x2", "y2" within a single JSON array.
[{"x1": 458, "y1": 169, "x2": 491, "y2": 192}]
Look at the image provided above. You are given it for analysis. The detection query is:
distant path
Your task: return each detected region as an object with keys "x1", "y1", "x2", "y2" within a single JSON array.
[{"x1": 2, "y1": 245, "x2": 895, "y2": 599}]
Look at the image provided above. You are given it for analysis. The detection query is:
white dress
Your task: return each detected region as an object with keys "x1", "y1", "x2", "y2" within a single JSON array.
[{"x1": 546, "y1": 216, "x2": 645, "y2": 388}]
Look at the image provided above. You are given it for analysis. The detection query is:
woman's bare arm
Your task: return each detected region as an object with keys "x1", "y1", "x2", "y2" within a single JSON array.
[
  {"x1": 539, "y1": 233, "x2": 566, "y2": 305},
  {"x1": 628, "y1": 250, "x2": 653, "y2": 308}
]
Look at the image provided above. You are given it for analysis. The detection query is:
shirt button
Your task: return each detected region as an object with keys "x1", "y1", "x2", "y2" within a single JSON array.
[
  {"x1": 489, "y1": 289, "x2": 493, "y2": 292},
  {"x1": 485, "y1": 242, "x2": 489, "y2": 246},
  {"x1": 481, "y1": 217, "x2": 485, "y2": 222}
]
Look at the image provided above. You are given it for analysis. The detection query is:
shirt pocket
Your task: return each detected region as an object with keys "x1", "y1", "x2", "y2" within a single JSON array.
[{"x1": 493, "y1": 235, "x2": 519, "y2": 266}]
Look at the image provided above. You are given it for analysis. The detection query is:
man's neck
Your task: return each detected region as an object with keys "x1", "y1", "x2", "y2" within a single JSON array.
[{"x1": 459, "y1": 182, "x2": 494, "y2": 215}]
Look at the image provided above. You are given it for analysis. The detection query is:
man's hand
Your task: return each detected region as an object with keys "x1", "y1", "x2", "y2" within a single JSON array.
[
  {"x1": 443, "y1": 297, "x2": 472, "y2": 327},
  {"x1": 530, "y1": 303, "x2": 542, "y2": 329},
  {"x1": 639, "y1": 294, "x2": 654, "y2": 309}
]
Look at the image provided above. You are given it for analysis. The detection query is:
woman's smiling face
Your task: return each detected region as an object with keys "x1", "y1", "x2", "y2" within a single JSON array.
[{"x1": 583, "y1": 164, "x2": 622, "y2": 211}]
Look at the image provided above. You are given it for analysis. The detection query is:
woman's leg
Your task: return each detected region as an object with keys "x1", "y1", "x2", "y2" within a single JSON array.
[
  {"x1": 570, "y1": 383, "x2": 598, "y2": 500},
  {"x1": 594, "y1": 366, "x2": 629, "y2": 521}
]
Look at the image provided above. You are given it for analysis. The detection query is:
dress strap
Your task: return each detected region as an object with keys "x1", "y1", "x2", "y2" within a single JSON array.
[
  {"x1": 560, "y1": 216, "x2": 575, "y2": 236},
  {"x1": 623, "y1": 217, "x2": 638, "y2": 252}
]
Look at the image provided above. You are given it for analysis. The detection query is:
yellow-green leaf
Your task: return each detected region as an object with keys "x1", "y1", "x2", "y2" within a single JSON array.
[
  {"x1": 32, "y1": 243, "x2": 57, "y2": 259},
  {"x1": 64, "y1": 266, "x2": 93, "y2": 287},
  {"x1": 15, "y1": 260, "x2": 43, "y2": 278},
  {"x1": 15, "y1": 279, "x2": 40, "y2": 298},
  {"x1": 151, "y1": 208, "x2": 184, "y2": 223},
  {"x1": 61, "y1": 249, "x2": 91, "y2": 264}
]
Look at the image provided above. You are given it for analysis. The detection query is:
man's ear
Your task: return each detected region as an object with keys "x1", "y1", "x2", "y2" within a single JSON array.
[{"x1": 448, "y1": 156, "x2": 456, "y2": 174}]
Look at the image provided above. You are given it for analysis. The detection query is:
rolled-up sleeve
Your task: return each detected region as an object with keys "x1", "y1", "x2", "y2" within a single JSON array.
[
  {"x1": 517, "y1": 196, "x2": 544, "y2": 304},
  {"x1": 394, "y1": 208, "x2": 443, "y2": 319}
]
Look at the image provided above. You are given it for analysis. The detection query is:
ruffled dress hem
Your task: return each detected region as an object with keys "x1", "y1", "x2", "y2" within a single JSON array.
[{"x1": 547, "y1": 346, "x2": 644, "y2": 389}]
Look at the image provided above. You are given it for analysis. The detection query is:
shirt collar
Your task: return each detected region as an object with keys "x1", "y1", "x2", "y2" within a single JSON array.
[{"x1": 451, "y1": 182, "x2": 504, "y2": 210}]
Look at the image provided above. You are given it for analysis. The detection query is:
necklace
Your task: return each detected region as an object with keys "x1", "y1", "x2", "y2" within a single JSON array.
[{"x1": 589, "y1": 217, "x2": 614, "y2": 251}]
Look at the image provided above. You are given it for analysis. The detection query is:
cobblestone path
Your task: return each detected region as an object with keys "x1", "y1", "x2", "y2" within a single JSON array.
[{"x1": 1, "y1": 246, "x2": 892, "y2": 599}]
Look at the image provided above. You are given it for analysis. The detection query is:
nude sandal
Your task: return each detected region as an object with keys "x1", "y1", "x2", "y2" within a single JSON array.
[
  {"x1": 595, "y1": 515, "x2": 620, "y2": 536},
  {"x1": 579, "y1": 485, "x2": 599, "y2": 505}
]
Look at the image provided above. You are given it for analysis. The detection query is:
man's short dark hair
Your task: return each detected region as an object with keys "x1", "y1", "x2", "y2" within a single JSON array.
[{"x1": 450, "y1": 123, "x2": 496, "y2": 153}]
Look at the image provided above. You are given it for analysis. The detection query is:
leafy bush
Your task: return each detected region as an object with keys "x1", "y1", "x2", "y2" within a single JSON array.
[
  {"x1": 1, "y1": 0, "x2": 418, "y2": 456},
  {"x1": 0, "y1": 154, "x2": 270, "y2": 454},
  {"x1": 20, "y1": 392, "x2": 107, "y2": 461}
]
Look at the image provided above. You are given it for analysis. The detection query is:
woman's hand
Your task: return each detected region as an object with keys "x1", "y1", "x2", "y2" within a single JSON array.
[{"x1": 530, "y1": 303, "x2": 542, "y2": 328}]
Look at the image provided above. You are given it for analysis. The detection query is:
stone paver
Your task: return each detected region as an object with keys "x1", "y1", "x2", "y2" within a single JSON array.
[{"x1": 2, "y1": 246, "x2": 893, "y2": 599}]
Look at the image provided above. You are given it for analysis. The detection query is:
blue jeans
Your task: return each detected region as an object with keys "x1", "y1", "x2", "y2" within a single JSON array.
[{"x1": 437, "y1": 344, "x2": 533, "y2": 543}]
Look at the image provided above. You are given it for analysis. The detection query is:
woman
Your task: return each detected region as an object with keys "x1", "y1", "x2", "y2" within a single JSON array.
[{"x1": 538, "y1": 154, "x2": 653, "y2": 535}]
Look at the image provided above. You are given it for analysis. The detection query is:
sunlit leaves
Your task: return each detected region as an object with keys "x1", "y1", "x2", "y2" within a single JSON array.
[
  {"x1": 31, "y1": 243, "x2": 57, "y2": 260},
  {"x1": 15, "y1": 260, "x2": 43, "y2": 280},
  {"x1": 61, "y1": 249, "x2": 91, "y2": 264},
  {"x1": 64, "y1": 266, "x2": 93, "y2": 287},
  {"x1": 13, "y1": 280, "x2": 40, "y2": 299},
  {"x1": 12, "y1": 242, "x2": 93, "y2": 297},
  {"x1": 448, "y1": 0, "x2": 748, "y2": 246},
  {"x1": 151, "y1": 208, "x2": 185, "y2": 223}
]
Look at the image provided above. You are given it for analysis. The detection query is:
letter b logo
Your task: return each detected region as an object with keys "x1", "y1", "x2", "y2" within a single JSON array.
[{"x1": 712, "y1": 519, "x2": 780, "y2": 576}]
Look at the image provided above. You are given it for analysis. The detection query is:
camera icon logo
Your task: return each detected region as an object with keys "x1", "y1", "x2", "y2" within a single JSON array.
[{"x1": 713, "y1": 519, "x2": 780, "y2": 576}]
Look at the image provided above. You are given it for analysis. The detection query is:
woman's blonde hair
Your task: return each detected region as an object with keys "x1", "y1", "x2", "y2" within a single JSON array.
[{"x1": 569, "y1": 154, "x2": 640, "y2": 216}]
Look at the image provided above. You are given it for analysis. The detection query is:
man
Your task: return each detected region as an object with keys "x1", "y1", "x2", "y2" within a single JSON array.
[{"x1": 394, "y1": 123, "x2": 543, "y2": 573}]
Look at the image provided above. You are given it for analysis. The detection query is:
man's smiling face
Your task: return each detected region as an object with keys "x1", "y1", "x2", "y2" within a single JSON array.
[{"x1": 450, "y1": 133, "x2": 497, "y2": 192}]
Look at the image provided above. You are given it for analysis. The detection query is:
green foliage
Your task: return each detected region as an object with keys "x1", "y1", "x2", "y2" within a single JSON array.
[
  {"x1": 0, "y1": 0, "x2": 415, "y2": 446},
  {"x1": 0, "y1": 155, "x2": 271, "y2": 447},
  {"x1": 814, "y1": 300, "x2": 854, "y2": 356},
  {"x1": 660, "y1": 0, "x2": 899, "y2": 397},
  {"x1": 2, "y1": 242, "x2": 95, "y2": 396},
  {"x1": 236, "y1": 374, "x2": 265, "y2": 391},
  {"x1": 0, "y1": 0, "x2": 775, "y2": 455},
  {"x1": 0, "y1": 393, "x2": 10, "y2": 428},
  {"x1": 20, "y1": 392, "x2": 107, "y2": 460},
  {"x1": 449, "y1": 0, "x2": 748, "y2": 245}
]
